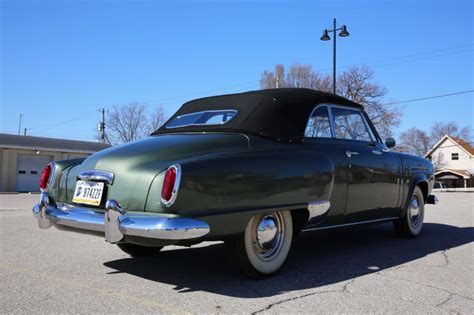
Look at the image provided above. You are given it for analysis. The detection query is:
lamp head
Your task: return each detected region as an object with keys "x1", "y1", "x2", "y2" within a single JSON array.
[
  {"x1": 320, "y1": 29, "x2": 330, "y2": 41},
  {"x1": 339, "y1": 25, "x2": 349, "y2": 37}
]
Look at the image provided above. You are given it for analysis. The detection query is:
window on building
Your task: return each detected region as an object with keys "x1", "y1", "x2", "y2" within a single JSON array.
[{"x1": 451, "y1": 153, "x2": 459, "y2": 160}]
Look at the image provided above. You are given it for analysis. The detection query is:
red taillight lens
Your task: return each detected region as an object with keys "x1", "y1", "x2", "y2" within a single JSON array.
[
  {"x1": 161, "y1": 165, "x2": 178, "y2": 205},
  {"x1": 40, "y1": 164, "x2": 52, "y2": 190}
]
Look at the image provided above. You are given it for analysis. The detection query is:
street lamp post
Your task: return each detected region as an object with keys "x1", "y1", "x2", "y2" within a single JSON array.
[{"x1": 320, "y1": 18, "x2": 350, "y2": 94}]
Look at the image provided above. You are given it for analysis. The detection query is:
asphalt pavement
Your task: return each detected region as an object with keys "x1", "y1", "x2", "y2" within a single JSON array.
[{"x1": 1, "y1": 192, "x2": 473, "y2": 314}]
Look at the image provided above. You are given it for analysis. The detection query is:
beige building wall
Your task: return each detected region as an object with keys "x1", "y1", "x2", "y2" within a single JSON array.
[{"x1": 0, "y1": 148, "x2": 89, "y2": 192}]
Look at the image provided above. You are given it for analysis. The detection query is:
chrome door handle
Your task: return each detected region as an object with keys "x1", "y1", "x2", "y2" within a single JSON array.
[{"x1": 346, "y1": 151, "x2": 360, "y2": 158}]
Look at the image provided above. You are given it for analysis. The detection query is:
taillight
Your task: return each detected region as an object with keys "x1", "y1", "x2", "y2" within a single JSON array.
[
  {"x1": 161, "y1": 164, "x2": 181, "y2": 206},
  {"x1": 40, "y1": 163, "x2": 53, "y2": 191}
]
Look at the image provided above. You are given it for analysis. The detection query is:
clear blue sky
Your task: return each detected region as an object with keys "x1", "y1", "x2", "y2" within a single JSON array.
[{"x1": 1, "y1": 0, "x2": 473, "y2": 141}]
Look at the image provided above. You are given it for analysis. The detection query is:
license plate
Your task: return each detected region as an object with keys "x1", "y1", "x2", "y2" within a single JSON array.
[{"x1": 72, "y1": 180, "x2": 104, "y2": 206}]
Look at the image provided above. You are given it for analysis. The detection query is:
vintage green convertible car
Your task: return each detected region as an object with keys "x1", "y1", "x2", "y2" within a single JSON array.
[{"x1": 33, "y1": 88, "x2": 437, "y2": 278}]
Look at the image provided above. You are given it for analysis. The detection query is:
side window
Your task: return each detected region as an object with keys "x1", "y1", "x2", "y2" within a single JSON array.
[
  {"x1": 330, "y1": 107, "x2": 374, "y2": 142},
  {"x1": 305, "y1": 106, "x2": 332, "y2": 138}
]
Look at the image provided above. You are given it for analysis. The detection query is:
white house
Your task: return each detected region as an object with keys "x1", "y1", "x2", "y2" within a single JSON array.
[{"x1": 425, "y1": 135, "x2": 474, "y2": 188}]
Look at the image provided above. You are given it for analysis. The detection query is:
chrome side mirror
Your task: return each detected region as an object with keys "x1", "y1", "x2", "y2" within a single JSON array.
[{"x1": 385, "y1": 137, "x2": 396, "y2": 148}]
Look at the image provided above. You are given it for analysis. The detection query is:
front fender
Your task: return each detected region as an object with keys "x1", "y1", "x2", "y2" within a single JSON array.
[{"x1": 401, "y1": 154, "x2": 435, "y2": 216}]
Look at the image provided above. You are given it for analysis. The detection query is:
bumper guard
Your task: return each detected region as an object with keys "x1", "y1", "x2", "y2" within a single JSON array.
[{"x1": 32, "y1": 193, "x2": 210, "y2": 243}]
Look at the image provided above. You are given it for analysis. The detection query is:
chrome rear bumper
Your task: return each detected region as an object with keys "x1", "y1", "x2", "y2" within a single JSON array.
[{"x1": 32, "y1": 193, "x2": 210, "y2": 243}]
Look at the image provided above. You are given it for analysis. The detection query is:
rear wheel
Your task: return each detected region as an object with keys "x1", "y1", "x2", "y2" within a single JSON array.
[
  {"x1": 394, "y1": 186, "x2": 425, "y2": 238},
  {"x1": 116, "y1": 243, "x2": 163, "y2": 257},
  {"x1": 226, "y1": 210, "x2": 293, "y2": 278}
]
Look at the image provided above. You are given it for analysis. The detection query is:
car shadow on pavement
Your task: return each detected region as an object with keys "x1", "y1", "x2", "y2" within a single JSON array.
[{"x1": 103, "y1": 222, "x2": 473, "y2": 298}]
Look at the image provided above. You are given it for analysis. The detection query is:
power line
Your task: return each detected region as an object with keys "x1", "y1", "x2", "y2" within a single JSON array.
[
  {"x1": 24, "y1": 89, "x2": 474, "y2": 136},
  {"x1": 16, "y1": 43, "x2": 474, "y2": 135},
  {"x1": 330, "y1": 43, "x2": 473, "y2": 72},
  {"x1": 383, "y1": 90, "x2": 474, "y2": 105},
  {"x1": 134, "y1": 44, "x2": 473, "y2": 107}
]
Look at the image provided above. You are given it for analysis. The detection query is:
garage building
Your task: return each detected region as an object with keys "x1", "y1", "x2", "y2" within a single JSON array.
[{"x1": 0, "y1": 133, "x2": 110, "y2": 192}]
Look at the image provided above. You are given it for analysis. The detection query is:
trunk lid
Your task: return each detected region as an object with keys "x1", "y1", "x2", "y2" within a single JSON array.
[{"x1": 69, "y1": 133, "x2": 250, "y2": 210}]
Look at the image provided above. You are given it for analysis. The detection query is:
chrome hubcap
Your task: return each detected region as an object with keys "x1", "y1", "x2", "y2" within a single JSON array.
[
  {"x1": 252, "y1": 212, "x2": 285, "y2": 260},
  {"x1": 409, "y1": 196, "x2": 420, "y2": 226}
]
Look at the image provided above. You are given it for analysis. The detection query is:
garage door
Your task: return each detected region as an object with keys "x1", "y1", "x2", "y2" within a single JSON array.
[{"x1": 16, "y1": 155, "x2": 53, "y2": 192}]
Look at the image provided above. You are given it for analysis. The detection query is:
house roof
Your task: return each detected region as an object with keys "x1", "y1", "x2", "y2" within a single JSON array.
[
  {"x1": 425, "y1": 135, "x2": 474, "y2": 158},
  {"x1": 450, "y1": 136, "x2": 474, "y2": 155},
  {"x1": 0, "y1": 133, "x2": 110, "y2": 153},
  {"x1": 153, "y1": 88, "x2": 366, "y2": 142},
  {"x1": 435, "y1": 169, "x2": 472, "y2": 179}
]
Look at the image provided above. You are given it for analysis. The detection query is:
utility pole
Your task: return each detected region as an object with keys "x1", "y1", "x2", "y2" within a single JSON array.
[
  {"x1": 98, "y1": 108, "x2": 106, "y2": 143},
  {"x1": 276, "y1": 75, "x2": 280, "y2": 88},
  {"x1": 18, "y1": 114, "x2": 23, "y2": 135},
  {"x1": 23, "y1": 128, "x2": 28, "y2": 136}
]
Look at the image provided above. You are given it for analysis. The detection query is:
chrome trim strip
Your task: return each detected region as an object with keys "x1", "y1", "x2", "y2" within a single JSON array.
[
  {"x1": 302, "y1": 217, "x2": 399, "y2": 232},
  {"x1": 307, "y1": 200, "x2": 330, "y2": 221},
  {"x1": 161, "y1": 164, "x2": 182, "y2": 207},
  {"x1": 33, "y1": 194, "x2": 210, "y2": 243},
  {"x1": 78, "y1": 170, "x2": 115, "y2": 184}
]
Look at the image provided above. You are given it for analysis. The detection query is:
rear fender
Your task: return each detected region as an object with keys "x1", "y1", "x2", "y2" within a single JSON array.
[
  {"x1": 48, "y1": 158, "x2": 85, "y2": 202},
  {"x1": 167, "y1": 149, "x2": 335, "y2": 237}
]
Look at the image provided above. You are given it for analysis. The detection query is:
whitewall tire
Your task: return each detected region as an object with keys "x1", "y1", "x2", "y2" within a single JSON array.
[{"x1": 226, "y1": 210, "x2": 293, "y2": 278}]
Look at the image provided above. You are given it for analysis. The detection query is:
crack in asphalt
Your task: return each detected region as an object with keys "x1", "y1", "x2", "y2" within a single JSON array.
[
  {"x1": 435, "y1": 292, "x2": 456, "y2": 308},
  {"x1": 378, "y1": 272, "x2": 473, "y2": 314},
  {"x1": 252, "y1": 247, "x2": 470, "y2": 315},
  {"x1": 251, "y1": 278, "x2": 356, "y2": 314},
  {"x1": 439, "y1": 249, "x2": 450, "y2": 267}
]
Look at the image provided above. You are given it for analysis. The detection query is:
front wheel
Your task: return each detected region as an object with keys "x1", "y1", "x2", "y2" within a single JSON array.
[
  {"x1": 393, "y1": 186, "x2": 425, "y2": 238},
  {"x1": 116, "y1": 243, "x2": 163, "y2": 257},
  {"x1": 225, "y1": 210, "x2": 293, "y2": 278}
]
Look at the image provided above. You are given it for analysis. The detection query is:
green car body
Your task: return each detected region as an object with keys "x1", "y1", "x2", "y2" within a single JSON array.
[{"x1": 33, "y1": 88, "x2": 437, "y2": 276}]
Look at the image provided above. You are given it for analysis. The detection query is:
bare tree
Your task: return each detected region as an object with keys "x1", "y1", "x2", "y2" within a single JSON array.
[
  {"x1": 260, "y1": 63, "x2": 331, "y2": 91},
  {"x1": 260, "y1": 64, "x2": 399, "y2": 138},
  {"x1": 337, "y1": 66, "x2": 400, "y2": 139},
  {"x1": 107, "y1": 103, "x2": 149, "y2": 144},
  {"x1": 149, "y1": 105, "x2": 167, "y2": 133},
  {"x1": 430, "y1": 121, "x2": 472, "y2": 143},
  {"x1": 260, "y1": 64, "x2": 287, "y2": 89},
  {"x1": 397, "y1": 121, "x2": 472, "y2": 162},
  {"x1": 398, "y1": 127, "x2": 432, "y2": 156}
]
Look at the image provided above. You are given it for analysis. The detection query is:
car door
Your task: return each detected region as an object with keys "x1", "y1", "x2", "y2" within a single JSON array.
[
  {"x1": 329, "y1": 105, "x2": 401, "y2": 221},
  {"x1": 304, "y1": 104, "x2": 349, "y2": 224}
]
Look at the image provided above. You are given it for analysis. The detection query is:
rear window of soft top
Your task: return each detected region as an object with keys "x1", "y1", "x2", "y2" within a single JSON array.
[{"x1": 166, "y1": 109, "x2": 237, "y2": 128}]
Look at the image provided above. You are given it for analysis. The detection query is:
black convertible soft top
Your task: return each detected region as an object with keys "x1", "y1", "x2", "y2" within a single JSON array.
[{"x1": 153, "y1": 88, "x2": 364, "y2": 142}]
